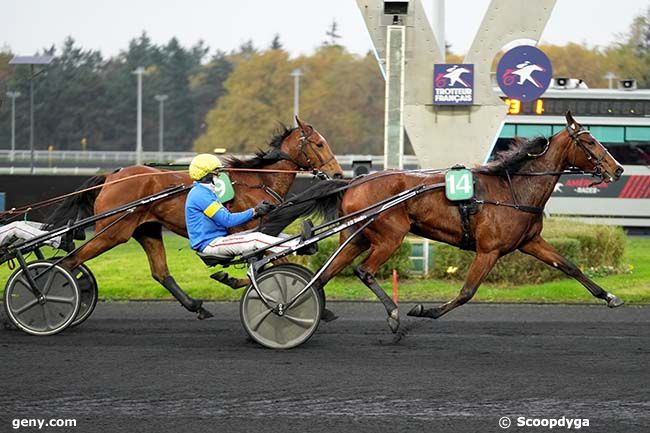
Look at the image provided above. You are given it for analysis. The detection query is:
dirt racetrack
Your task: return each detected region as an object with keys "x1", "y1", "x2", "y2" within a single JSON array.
[{"x1": 1, "y1": 302, "x2": 648, "y2": 433}]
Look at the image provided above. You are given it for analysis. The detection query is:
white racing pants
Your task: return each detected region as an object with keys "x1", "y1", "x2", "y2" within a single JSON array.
[
  {"x1": 201, "y1": 232, "x2": 300, "y2": 257},
  {"x1": 0, "y1": 221, "x2": 61, "y2": 248}
]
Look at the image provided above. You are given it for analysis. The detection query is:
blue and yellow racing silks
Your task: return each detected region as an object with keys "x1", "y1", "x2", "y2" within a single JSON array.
[{"x1": 185, "y1": 183, "x2": 254, "y2": 251}]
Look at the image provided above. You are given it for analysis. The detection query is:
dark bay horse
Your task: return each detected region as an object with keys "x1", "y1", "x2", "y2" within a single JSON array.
[
  {"x1": 263, "y1": 112, "x2": 625, "y2": 332},
  {"x1": 48, "y1": 118, "x2": 343, "y2": 318}
]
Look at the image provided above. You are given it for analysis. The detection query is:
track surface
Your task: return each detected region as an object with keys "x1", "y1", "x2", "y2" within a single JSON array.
[{"x1": 1, "y1": 302, "x2": 648, "y2": 433}]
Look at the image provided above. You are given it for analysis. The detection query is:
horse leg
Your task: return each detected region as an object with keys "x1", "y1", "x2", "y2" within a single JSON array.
[
  {"x1": 352, "y1": 236, "x2": 405, "y2": 333},
  {"x1": 519, "y1": 235, "x2": 623, "y2": 307},
  {"x1": 408, "y1": 251, "x2": 499, "y2": 319},
  {"x1": 133, "y1": 223, "x2": 214, "y2": 319},
  {"x1": 311, "y1": 230, "x2": 370, "y2": 322},
  {"x1": 210, "y1": 271, "x2": 249, "y2": 289},
  {"x1": 61, "y1": 220, "x2": 138, "y2": 270}
]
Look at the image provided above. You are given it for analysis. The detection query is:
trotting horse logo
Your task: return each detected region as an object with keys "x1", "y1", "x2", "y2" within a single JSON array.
[
  {"x1": 497, "y1": 46, "x2": 553, "y2": 102},
  {"x1": 433, "y1": 64, "x2": 474, "y2": 105}
]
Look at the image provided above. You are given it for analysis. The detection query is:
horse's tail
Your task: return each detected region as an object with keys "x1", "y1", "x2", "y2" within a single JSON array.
[
  {"x1": 259, "y1": 179, "x2": 349, "y2": 236},
  {"x1": 45, "y1": 174, "x2": 107, "y2": 230}
]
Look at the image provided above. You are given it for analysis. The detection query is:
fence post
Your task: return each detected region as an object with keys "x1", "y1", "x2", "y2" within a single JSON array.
[{"x1": 423, "y1": 238, "x2": 430, "y2": 276}]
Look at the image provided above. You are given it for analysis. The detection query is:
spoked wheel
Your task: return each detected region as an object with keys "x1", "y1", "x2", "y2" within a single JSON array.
[
  {"x1": 240, "y1": 264, "x2": 322, "y2": 349},
  {"x1": 3, "y1": 260, "x2": 80, "y2": 336},
  {"x1": 70, "y1": 264, "x2": 98, "y2": 327}
]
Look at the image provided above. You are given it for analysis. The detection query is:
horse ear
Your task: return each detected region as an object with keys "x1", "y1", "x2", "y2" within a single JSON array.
[
  {"x1": 296, "y1": 116, "x2": 313, "y2": 135},
  {"x1": 565, "y1": 111, "x2": 581, "y2": 130}
]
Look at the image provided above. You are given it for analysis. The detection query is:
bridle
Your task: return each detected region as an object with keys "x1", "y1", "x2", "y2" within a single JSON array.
[
  {"x1": 566, "y1": 125, "x2": 609, "y2": 178},
  {"x1": 473, "y1": 125, "x2": 613, "y2": 214},
  {"x1": 296, "y1": 129, "x2": 337, "y2": 171}
]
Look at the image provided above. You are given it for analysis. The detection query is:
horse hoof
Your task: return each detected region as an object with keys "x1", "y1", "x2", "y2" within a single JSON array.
[
  {"x1": 197, "y1": 307, "x2": 214, "y2": 320},
  {"x1": 407, "y1": 304, "x2": 424, "y2": 317},
  {"x1": 387, "y1": 309, "x2": 400, "y2": 334},
  {"x1": 606, "y1": 294, "x2": 624, "y2": 308},
  {"x1": 321, "y1": 308, "x2": 339, "y2": 323}
]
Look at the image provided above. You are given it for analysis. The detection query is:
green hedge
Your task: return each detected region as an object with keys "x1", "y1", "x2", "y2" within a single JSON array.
[
  {"x1": 429, "y1": 219, "x2": 627, "y2": 284},
  {"x1": 305, "y1": 237, "x2": 412, "y2": 279}
]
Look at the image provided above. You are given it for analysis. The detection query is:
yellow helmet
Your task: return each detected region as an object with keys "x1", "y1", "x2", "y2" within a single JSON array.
[{"x1": 189, "y1": 153, "x2": 222, "y2": 181}]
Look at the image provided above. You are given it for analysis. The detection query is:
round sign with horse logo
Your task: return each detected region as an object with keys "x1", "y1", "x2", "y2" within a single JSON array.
[{"x1": 497, "y1": 45, "x2": 553, "y2": 102}]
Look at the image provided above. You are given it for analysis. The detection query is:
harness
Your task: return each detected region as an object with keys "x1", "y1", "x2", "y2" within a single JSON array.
[
  {"x1": 455, "y1": 125, "x2": 608, "y2": 250},
  {"x1": 238, "y1": 129, "x2": 335, "y2": 204}
]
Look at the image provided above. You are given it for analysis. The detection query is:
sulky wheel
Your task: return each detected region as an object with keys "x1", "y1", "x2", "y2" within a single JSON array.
[
  {"x1": 240, "y1": 264, "x2": 322, "y2": 349},
  {"x1": 3, "y1": 260, "x2": 80, "y2": 336},
  {"x1": 279, "y1": 263, "x2": 326, "y2": 313},
  {"x1": 70, "y1": 264, "x2": 98, "y2": 327}
]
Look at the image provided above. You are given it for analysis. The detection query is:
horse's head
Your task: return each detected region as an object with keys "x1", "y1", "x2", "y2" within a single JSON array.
[
  {"x1": 281, "y1": 117, "x2": 344, "y2": 178},
  {"x1": 557, "y1": 111, "x2": 624, "y2": 182}
]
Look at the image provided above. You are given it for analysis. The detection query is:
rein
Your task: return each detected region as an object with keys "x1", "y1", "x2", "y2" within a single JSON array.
[{"x1": 0, "y1": 165, "x2": 329, "y2": 222}]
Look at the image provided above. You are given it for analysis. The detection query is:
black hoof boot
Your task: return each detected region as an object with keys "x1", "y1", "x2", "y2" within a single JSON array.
[
  {"x1": 210, "y1": 271, "x2": 243, "y2": 290},
  {"x1": 197, "y1": 307, "x2": 214, "y2": 320},
  {"x1": 321, "y1": 308, "x2": 339, "y2": 322},
  {"x1": 407, "y1": 304, "x2": 424, "y2": 317}
]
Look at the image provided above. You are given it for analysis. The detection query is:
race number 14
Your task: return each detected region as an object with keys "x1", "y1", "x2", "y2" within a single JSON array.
[{"x1": 445, "y1": 169, "x2": 474, "y2": 201}]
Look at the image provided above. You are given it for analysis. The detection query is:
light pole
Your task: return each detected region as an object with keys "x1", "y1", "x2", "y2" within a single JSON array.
[
  {"x1": 133, "y1": 66, "x2": 146, "y2": 165},
  {"x1": 6, "y1": 91, "x2": 20, "y2": 163},
  {"x1": 290, "y1": 68, "x2": 303, "y2": 127},
  {"x1": 603, "y1": 72, "x2": 617, "y2": 89},
  {"x1": 154, "y1": 94, "x2": 168, "y2": 160},
  {"x1": 9, "y1": 55, "x2": 54, "y2": 174}
]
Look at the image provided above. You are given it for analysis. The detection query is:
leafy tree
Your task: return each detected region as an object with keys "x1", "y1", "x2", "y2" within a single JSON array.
[
  {"x1": 194, "y1": 45, "x2": 385, "y2": 155},
  {"x1": 189, "y1": 51, "x2": 233, "y2": 144},
  {"x1": 194, "y1": 49, "x2": 293, "y2": 153}
]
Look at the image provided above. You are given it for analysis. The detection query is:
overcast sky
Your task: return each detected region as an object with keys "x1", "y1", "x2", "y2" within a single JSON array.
[{"x1": 2, "y1": 0, "x2": 648, "y2": 58}]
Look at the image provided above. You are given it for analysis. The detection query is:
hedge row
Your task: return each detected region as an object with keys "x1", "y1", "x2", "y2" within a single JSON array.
[
  {"x1": 296, "y1": 219, "x2": 626, "y2": 284},
  {"x1": 430, "y1": 219, "x2": 627, "y2": 284}
]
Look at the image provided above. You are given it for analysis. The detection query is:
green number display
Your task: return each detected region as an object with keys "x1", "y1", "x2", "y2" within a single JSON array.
[{"x1": 445, "y1": 169, "x2": 474, "y2": 201}]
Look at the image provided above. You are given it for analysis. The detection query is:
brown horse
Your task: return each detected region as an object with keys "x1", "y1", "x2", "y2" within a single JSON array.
[
  {"x1": 47, "y1": 118, "x2": 343, "y2": 319},
  {"x1": 263, "y1": 112, "x2": 625, "y2": 332}
]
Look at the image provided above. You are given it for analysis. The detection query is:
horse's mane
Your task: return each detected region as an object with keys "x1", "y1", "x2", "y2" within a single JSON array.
[
  {"x1": 483, "y1": 136, "x2": 549, "y2": 174},
  {"x1": 222, "y1": 125, "x2": 296, "y2": 169}
]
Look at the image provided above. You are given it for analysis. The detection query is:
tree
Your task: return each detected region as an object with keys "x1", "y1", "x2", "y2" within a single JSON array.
[
  {"x1": 270, "y1": 34, "x2": 283, "y2": 50},
  {"x1": 194, "y1": 49, "x2": 293, "y2": 153},
  {"x1": 194, "y1": 44, "x2": 386, "y2": 155},
  {"x1": 323, "y1": 20, "x2": 342, "y2": 46}
]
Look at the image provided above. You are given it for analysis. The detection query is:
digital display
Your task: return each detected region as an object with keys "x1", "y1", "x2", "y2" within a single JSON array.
[{"x1": 503, "y1": 98, "x2": 650, "y2": 117}]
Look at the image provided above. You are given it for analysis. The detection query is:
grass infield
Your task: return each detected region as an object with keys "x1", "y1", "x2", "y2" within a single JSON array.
[{"x1": 1, "y1": 234, "x2": 648, "y2": 304}]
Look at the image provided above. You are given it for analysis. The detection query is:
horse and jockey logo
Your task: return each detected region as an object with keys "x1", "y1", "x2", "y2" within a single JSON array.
[
  {"x1": 433, "y1": 64, "x2": 474, "y2": 105},
  {"x1": 497, "y1": 46, "x2": 553, "y2": 102}
]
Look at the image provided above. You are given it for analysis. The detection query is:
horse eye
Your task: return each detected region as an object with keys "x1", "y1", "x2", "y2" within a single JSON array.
[{"x1": 316, "y1": 142, "x2": 324, "y2": 148}]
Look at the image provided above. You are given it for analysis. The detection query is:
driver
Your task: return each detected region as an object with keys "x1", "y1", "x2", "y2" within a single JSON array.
[{"x1": 185, "y1": 153, "x2": 304, "y2": 257}]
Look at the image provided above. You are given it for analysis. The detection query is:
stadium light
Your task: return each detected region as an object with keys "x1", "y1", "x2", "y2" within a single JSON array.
[
  {"x1": 9, "y1": 55, "x2": 55, "y2": 174},
  {"x1": 5, "y1": 91, "x2": 21, "y2": 163},
  {"x1": 154, "y1": 94, "x2": 168, "y2": 159}
]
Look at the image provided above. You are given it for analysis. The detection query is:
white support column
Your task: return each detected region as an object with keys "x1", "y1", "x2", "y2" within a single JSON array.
[
  {"x1": 384, "y1": 25, "x2": 406, "y2": 170},
  {"x1": 357, "y1": 0, "x2": 556, "y2": 168}
]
